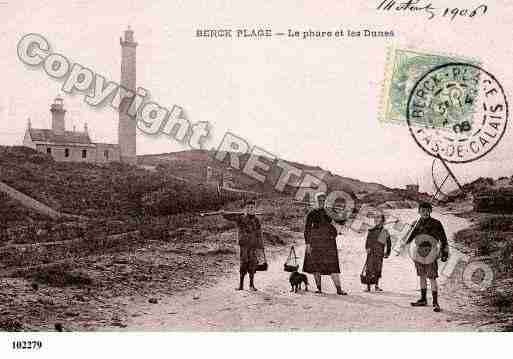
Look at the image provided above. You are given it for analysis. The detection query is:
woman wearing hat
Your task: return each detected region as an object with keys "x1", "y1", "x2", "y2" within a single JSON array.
[{"x1": 303, "y1": 192, "x2": 347, "y2": 295}]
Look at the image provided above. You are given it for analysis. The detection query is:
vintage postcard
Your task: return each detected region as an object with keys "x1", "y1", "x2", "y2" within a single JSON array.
[{"x1": 0, "y1": 0, "x2": 512, "y2": 357}]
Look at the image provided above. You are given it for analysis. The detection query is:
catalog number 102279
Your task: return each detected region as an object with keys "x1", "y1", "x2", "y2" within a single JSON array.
[{"x1": 12, "y1": 340, "x2": 43, "y2": 350}]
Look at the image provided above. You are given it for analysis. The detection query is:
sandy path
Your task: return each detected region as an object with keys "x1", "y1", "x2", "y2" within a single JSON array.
[{"x1": 123, "y1": 209, "x2": 481, "y2": 331}]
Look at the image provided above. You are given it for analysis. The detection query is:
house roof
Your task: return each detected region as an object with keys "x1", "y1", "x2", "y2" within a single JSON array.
[{"x1": 28, "y1": 128, "x2": 92, "y2": 145}]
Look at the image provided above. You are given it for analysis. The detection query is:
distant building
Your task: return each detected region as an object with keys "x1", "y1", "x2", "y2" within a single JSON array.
[
  {"x1": 206, "y1": 166, "x2": 222, "y2": 185},
  {"x1": 406, "y1": 184, "x2": 419, "y2": 193},
  {"x1": 222, "y1": 169, "x2": 235, "y2": 188},
  {"x1": 23, "y1": 96, "x2": 121, "y2": 163},
  {"x1": 22, "y1": 27, "x2": 137, "y2": 164},
  {"x1": 206, "y1": 166, "x2": 235, "y2": 188},
  {"x1": 495, "y1": 176, "x2": 512, "y2": 188}
]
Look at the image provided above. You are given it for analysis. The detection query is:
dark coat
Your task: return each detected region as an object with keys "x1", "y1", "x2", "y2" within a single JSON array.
[
  {"x1": 405, "y1": 216, "x2": 448, "y2": 279},
  {"x1": 222, "y1": 213, "x2": 263, "y2": 249},
  {"x1": 222, "y1": 213, "x2": 263, "y2": 273},
  {"x1": 405, "y1": 217, "x2": 448, "y2": 252},
  {"x1": 303, "y1": 208, "x2": 340, "y2": 274},
  {"x1": 364, "y1": 226, "x2": 391, "y2": 283}
]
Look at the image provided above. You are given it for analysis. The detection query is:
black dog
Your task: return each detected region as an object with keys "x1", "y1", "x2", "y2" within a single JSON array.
[{"x1": 289, "y1": 271, "x2": 309, "y2": 293}]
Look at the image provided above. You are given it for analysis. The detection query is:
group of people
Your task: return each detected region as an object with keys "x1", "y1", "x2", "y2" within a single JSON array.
[{"x1": 222, "y1": 193, "x2": 449, "y2": 313}]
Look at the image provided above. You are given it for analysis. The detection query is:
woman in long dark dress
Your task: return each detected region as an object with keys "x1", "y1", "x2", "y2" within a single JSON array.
[
  {"x1": 303, "y1": 192, "x2": 347, "y2": 295},
  {"x1": 364, "y1": 214, "x2": 391, "y2": 292}
]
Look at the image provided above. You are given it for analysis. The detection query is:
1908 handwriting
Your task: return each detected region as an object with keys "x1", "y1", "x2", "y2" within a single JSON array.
[{"x1": 376, "y1": 0, "x2": 488, "y2": 21}]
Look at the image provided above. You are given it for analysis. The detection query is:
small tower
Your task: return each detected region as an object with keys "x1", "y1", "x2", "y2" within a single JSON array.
[
  {"x1": 223, "y1": 168, "x2": 234, "y2": 188},
  {"x1": 206, "y1": 166, "x2": 214, "y2": 183},
  {"x1": 118, "y1": 26, "x2": 138, "y2": 164},
  {"x1": 50, "y1": 95, "x2": 66, "y2": 135}
]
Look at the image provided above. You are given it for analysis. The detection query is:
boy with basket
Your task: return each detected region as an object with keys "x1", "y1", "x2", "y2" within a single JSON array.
[{"x1": 222, "y1": 200, "x2": 266, "y2": 291}]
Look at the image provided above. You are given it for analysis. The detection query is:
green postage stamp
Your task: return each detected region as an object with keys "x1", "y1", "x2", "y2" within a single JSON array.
[{"x1": 380, "y1": 48, "x2": 480, "y2": 127}]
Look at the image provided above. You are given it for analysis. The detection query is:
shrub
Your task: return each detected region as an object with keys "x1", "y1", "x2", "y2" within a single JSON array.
[
  {"x1": 0, "y1": 319, "x2": 23, "y2": 331},
  {"x1": 479, "y1": 216, "x2": 513, "y2": 232},
  {"x1": 28, "y1": 263, "x2": 93, "y2": 287},
  {"x1": 0, "y1": 146, "x2": 237, "y2": 222}
]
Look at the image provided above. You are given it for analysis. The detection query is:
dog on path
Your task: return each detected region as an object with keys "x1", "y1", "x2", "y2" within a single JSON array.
[{"x1": 289, "y1": 271, "x2": 309, "y2": 293}]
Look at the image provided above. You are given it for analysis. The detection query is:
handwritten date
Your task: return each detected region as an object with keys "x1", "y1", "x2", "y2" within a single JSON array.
[{"x1": 377, "y1": 0, "x2": 488, "y2": 20}]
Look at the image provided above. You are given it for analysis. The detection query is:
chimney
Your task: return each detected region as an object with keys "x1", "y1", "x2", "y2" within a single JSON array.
[
  {"x1": 27, "y1": 117, "x2": 31, "y2": 129},
  {"x1": 50, "y1": 95, "x2": 66, "y2": 135}
]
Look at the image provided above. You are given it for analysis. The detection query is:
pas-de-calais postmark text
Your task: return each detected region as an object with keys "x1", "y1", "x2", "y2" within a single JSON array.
[
  {"x1": 406, "y1": 63, "x2": 508, "y2": 163},
  {"x1": 380, "y1": 48, "x2": 480, "y2": 126}
]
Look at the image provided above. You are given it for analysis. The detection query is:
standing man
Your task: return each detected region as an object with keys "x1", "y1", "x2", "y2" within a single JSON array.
[
  {"x1": 222, "y1": 200, "x2": 262, "y2": 291},
  {"x1": 403, "y1": 201, "x2": 449, "y2": 312},
  {"x1": 303, "y1": 192, "x2": 347, "y2": 295}
]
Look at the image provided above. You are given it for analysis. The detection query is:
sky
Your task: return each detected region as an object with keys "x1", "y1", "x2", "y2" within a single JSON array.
[{"x1": 1, "y1": 0, "x2": 513, "y2": 193}]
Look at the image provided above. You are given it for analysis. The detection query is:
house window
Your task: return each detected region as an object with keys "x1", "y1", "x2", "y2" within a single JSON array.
[
  {"x1": 46, "y1": 148, "x2": 52, "y2": 155},
  {"x1": 82, "y1": 149, "x2": 87, "y2": 159},
  {"x1": 104, "y1": 150, "x2": 109, "y2": 159},
  {"x1": 65, "y1": 148, "x2": 70, "y2": 158}
]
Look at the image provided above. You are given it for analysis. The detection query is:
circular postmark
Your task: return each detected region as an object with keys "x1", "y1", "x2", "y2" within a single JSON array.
[
  {"x1": 408, "y1": 234, "x2": 440, "y2": 265},
  {"x1": 406, "y1": 63, "x2": 508, "y2": 163}
]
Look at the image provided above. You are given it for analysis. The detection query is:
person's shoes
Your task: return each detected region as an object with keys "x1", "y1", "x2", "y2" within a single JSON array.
[
  {"x1": 433, "y1": 303, "x2": 441, "y2": 312},
  {"x1": 315, "y1": 289, "x2": 322, "y2": 294},
  {"x1": 235, "y1": 287, "x2": 243, "y2": 291},
  {"x1": 336, "y1": 288, "x2": 348, "y2": 295},
  {"x1": 375, "y1": 286, "x2": 383, "y2": 292},
  {"x1": 410, "y1": 299, "x2": 428, "y2": 307},
  {"x1": 364, "y1": 287, "x2": 371, "y2": 292},
  {"x1": 249, "y1": 286, "x2": 257, "y2": 291}
]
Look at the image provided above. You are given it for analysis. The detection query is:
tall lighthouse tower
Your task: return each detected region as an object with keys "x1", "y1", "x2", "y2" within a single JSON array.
[{"x1": 118, "y1": 26, "x2": 137, "y2": 164}]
